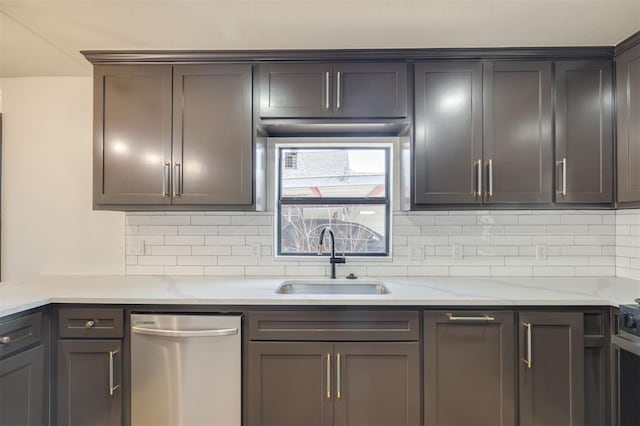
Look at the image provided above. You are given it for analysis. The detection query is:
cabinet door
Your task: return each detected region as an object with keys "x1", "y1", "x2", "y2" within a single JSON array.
[
  {"x1": 94, "y1": 65, "x2": 173, "y2": 205},
  {"x1": 333, "y1": 63, "x2": 407, "y2": 118},
  {"x1": 483, "y1": 61, "x2": 553, "y2": 204},
  {"x1": 333, "y1": 342, "x2": 420, "y2": 426},
  {"x1": 555, "y1": 61, "x2": 613, "y2": 204},
  {"x1": 414, "y1": 61, "x2": 483, "y2": 204},
  {"x1": 423, "y1": 311, "x2": 515, "y2": 426},
  {"x1": 616, "y1": 44, "x2": 640, "y2": 203},
  {"x1": 519, "y1": 312, "x2": 584, "y2": 426},
  {"x1": 173, "y1": 64, "x2": 253, "y2": 205},
  {"x1": 57, "y1": 340, "x2": 122, "y2": 426},
  {"x1": 248, "y1": 342, "x2": 333, "y2": 426},
  {"x1": 259, "y1": 63, "x2": 332, "y2": 118},
  {"x1": 0, "y1": 345, "x2": 45, "y2": 426}
]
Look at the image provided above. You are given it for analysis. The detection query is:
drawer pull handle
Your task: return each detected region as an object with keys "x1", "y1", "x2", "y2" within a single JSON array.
[
  {"x1": 0, "y1": 336, "x2": 10, "y2": 345},
  {"x1": 474, "y1": 159, "x2": 482, "y2": 197},
  {"x1": 447, "y1": 314, "x2": 495, "y2": 321},
  {"x1": 487, "y1": 159, "x2": 494, "y2": 197},
  {"x1": 522, "y1": 322, "x2": 533, "y2": 369},
  {"x1": 336, "y1": 353, "x2": 342, "y2": 399},
  {"x1": 326, "y1": 353, "x2": 331, "y2": 399},
  {"x1": 557, "y1": 158, "x2": 567, "y2": 196},
  {"x1": 85, "y1": 320, "x2": 96, "y2": 328},
  {"x1": 109, "y1": 349, "x2": 120, "y2": 396}
]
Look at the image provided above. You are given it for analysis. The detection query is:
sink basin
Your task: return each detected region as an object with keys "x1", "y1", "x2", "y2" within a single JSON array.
[{"x1": 276, "y1": 280, "x2": 390, "y2": 295}]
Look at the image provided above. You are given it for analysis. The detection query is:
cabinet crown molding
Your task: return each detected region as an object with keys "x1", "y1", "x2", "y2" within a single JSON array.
[{"x1": 81, "y1": 46, "x2": 615, "y2": 64}]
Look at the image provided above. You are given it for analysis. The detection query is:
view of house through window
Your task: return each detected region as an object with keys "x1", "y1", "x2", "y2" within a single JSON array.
[{"x1": 277, "y1": 146, "x2": 390, "y2": 256}]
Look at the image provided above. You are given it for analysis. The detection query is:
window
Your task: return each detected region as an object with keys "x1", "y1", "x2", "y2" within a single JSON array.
[{"x1": 277, "y1": 146, "x2": 390, "y2": 256}]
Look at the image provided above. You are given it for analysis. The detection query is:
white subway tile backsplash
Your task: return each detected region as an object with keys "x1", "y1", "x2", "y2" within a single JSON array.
[
  {"x1": 150, "y1": 246, "x2": 191, "y2": 256},
  {"x1": 138, "y1": 255, "x2": 176, "y2": 266},
  {"x1": 204, "y1": 236, "x2": 245, "y2": 246},
  {"x1": 616, "y1": 209, "x2": 640, "y2": 281},
  {"x1": 177, "y1": 256, "x2": 218, "y2": 266},
  {"x1": 164, "y1": 236, "x2": 205, "y2": 246},
  {"x1": 191, "y1": 216, "x2": 231, "y2": 225},
  {"x1": 490, "y1": 266, "x2": 533, "y2": 276},
  {"x1": 126, "y1": 265, "x2": 164, "y2": 275},
  {"x1": 139, "y1": 226, "x2": 178, "y2": 236},
  {"x1": 124, "y1": 210, "x2": 628, "y2": 278},
  {"x1": 163, "y1": 266, "x2": 204, "y2": 276},
  {"x1": 435, "y1": 215, "x2": 477, "y2": 225},
  {"x1": 149, "y1": 215, "x2": 191, "y2": 225},
  {"x1": 533, "y1": 266, "x2": 575, "y2": 277},
  {"x1": 178, "y1": 226, "x2": 218, "y2": 235},
  {"x1": 407, "y1": 266, "x2": 449, "y2": 276},
  {"x1": 449, "y1": 266, "x2": 491, "y2": 276},
  {"x1": 203, "y1": 266, "x2": 245, "y2": 276}
]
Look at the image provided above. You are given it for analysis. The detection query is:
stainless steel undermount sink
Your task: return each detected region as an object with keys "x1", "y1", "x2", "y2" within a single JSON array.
[{"x1": 276, "y1": 280, "x2": 390, "y2": 295}]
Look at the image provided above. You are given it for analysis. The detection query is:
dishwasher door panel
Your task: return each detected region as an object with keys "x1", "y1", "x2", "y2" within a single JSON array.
[{"x1": 131, "y1": 314, "x2": 241, "y2": 426}]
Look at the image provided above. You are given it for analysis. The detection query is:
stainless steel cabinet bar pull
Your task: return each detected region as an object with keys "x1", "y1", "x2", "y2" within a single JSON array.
[
  {"x1": 336, "y1": 72, "x2": 342, "y2": 109},
  {"x1": 0, "y1": 336, "x2": 10, "y2": 345},
  {"x1": 474, "y1": 159, "x2": 482, "y2": 197},
  {"x1": 522, "y1": 322, "x2": 532, "y2": 369},
  {"x1": 326, "y1": 353, "x2": 331, "y2": 398},
  {"x1": 325, "y1": 72, "x2": 330, "y2": 110},
  {"x1": 85, "y1": 320, "x2": 96, "y2": 328},
  {"x1": 131, "y1": 326, "x2": 238, "y2": 338},
  {"x1": 447, "y1": 313, "x2": 495, "y2": 321},
  {"x1": 336, "y1": 353, "x2": 342, "y2": 398},
  {"x1": 557, "y1": 158, "x2": 567, "y2": 196},
  {"x1": 173, "y1": 163, "x2": 181, "y2": 197},
  {"x1": 109, "y1": 349, "x2": 120, "y2": 396},
  {"x1": 487, "y1": 159, "x2": 493, "y2": 197},
  {"x1": 163, "y1": 162, "x2": 171, "y2": 197}
]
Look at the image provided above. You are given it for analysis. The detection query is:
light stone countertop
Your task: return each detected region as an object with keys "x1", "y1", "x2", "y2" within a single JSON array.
[{"x1": 1, "y1": 275, "x2": 640, "y2": 318}]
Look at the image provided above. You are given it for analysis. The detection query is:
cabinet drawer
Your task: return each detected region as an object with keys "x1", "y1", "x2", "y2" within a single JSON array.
[
  {"x1": 58, "y1": 309, "x2": 124, "y2": 339},
  {"x1": 248, "y1": 310, "x2": 419, "y2": 341},
  {"x1": 0, "y1": 312, "x2": 43, "y2": 359}
]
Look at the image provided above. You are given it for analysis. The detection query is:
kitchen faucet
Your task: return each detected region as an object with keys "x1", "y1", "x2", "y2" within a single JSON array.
[{"x1": 317, "y1": 227, "x2": 346, "y2": 279}]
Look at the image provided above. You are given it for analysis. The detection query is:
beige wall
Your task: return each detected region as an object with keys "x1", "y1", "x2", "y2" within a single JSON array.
[{"x1": 0, "y1": 77, "x2": 124, "y2": 281}]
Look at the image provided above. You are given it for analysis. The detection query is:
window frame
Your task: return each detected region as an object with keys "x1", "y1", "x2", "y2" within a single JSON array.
[{"x1": 275, "y1": 144, "x2": 392, "y2": 258}]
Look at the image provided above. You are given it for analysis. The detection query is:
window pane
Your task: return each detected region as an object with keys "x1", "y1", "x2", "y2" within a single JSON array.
[
  {"x1": 280, "y1": 204, "x2": 387, "y2": 255},
  {"x1": 280, "y1": 148, "x2": 386, "y2": 198}
]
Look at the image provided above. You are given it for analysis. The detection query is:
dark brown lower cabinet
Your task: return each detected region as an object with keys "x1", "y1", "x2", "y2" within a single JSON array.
[
  {"x1": 333, "y1": 343, "x2": 420, "y2": 426},
  {"x1": 248, "y1": 341, "x2": 420, "y2": 426},
  {"x1": 248, "y1": 342, "x2": 333, "y2": 426},
  {"x1": 423, "y1": 311, "x2": 515, "y2": 426},
  {"x1": 0, "y1": 344, "x2": 45, "y2": 426},
  {"x1": 519, "y1": 312, "x2": 584, "y2": 426},
  {"x1": 57, "y1": 339, "x2": 122, "y2": 426}
]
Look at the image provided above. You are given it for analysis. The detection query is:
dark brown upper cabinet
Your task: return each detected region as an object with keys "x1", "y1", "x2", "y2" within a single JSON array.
[
  {"x1": 94, "y1": 64, "x2": 254, "y2": 208},
  {"x1": 518, "y1": 312, "x2": 584, "y2": 426},
  {"x1": 555, "y1": 60, "x2": 613, "y2": 204},
  {"x1": 423, "y1": 311, "x2": 516, "y2": 426},
  {"x1": 94, "y1": 65, "x2": 173, "y2": 205},
  {"x1": 259, "y1": 62, "x2": 407, "y2": 118},
  {"x1": 414, "y1": 61, "x2": 483, "y2": 205},
  {"x1": 616, "y1": 43, "x2": 640, "y2": 204},
  {"x1": 483, "y1": 61, "x2": 553, "y2": 204},
  {"x1": 172, "y1": 65, "x2": 253, "y2": 206}
]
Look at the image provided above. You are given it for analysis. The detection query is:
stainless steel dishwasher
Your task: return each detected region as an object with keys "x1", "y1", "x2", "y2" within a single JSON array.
[{"x1": 131, "y1": 314, "x2": 241, "y2": 426}]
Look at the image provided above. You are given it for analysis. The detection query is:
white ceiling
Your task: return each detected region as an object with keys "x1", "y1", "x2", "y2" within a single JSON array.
[{"x1": 1, "y1": 0, "x2": 639, "y2": 77}]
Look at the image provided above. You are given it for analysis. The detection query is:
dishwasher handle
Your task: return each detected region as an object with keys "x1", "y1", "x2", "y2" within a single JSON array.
[{"x1": 132, "y1": 326, "x2": 238, "y2": 338}]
